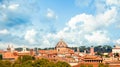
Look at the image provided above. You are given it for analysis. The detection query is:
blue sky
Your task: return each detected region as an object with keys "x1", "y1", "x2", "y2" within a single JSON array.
[{"x1": 0, "y1": 0, "x2": 120, "y2": 49}]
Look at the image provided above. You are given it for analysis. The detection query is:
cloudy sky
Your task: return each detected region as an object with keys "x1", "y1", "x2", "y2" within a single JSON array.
[{"x1": 0, "y1": 0, "x2": 120, "y2": 49}]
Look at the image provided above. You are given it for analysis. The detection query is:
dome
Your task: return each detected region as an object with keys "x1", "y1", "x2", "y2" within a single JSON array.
[{"x1": 55, "y1": 39, "x2": 68, "y2": 48}]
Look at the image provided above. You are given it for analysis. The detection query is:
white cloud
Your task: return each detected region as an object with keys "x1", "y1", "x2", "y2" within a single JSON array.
[
  {"x1": 0, "y1": 0, "x2": 119, "y2": 48},
  {"x1": 115, "y1": 39, "x2": 120, "y2": 44},
  {"x1": 106, "y1": 0, "x2": 120, "y2": 6},
  {"x1": 67, "y1": 7, "x2": 117, "y2": 32},
  {"x1": 85, "y1": 31, "x2": 110, "y2": 45},
  {"x1": 8, "y1": 4, "x2": 19, "y2": 10},
  {"x1": 75, "y1": 0, "x2": 92, "y2": 8},
  {"x1": 43, "y1": 1, "x2": 118, "y2": 47},
  {"x1": 1, "y1": 4, "x2": 7, "y2": 9},
  {"x1": 24, "y1": 29, "x2": 36, "y2": 44},
  {"x1": 0, "y1": 29, "x2": 9, "y2": 34},
  {"x1": 0, "y1": 14, "x2": 7, "y2": 22},
  {"x1": 46, "y1": 8, "x2": 58, "y2": 19}
]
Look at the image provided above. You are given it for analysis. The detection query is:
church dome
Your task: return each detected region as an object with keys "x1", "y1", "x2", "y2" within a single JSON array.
[{"x1": 55, "y1": 39, "x2": 68, "y2": 48}]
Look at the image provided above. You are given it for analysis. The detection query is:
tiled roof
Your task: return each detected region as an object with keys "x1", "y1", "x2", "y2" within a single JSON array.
[
  {"x1": 3, "y1": 52, "x2": 18, "y2": 59},
  {"x1": 83, "y1": 55, "x2": 102, "y2": 60},
  {"x1": 39, "y1": 50, "x2": 57, "y2": 54}
]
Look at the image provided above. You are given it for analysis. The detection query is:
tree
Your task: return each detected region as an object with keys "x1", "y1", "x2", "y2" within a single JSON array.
[
  {"x1": 33, "y1": 58, "x2": 52, "y2": 67},
  {"x1": 0, "y1": 60, "x2": 12, "y2": 67},
  {"x1": 98, "y1": 63, "x2": 105, "y2": 67},
  {"x1": 17, "y1": 55, "x2": 34, "y2": 63},
  {"x1": 0, "y1": 60, "x2": 7, "y2": 67},
  {"x1": 96, "y1": 52, "x2": 103, "y2": 56},
  {"x1": 55, "y1": 61, "x2": 71, "y2": 67},
  {"x1": 0, "y1": 54, "x2": 2, "y2": 60},
  {"x1": 103, "y1": 45, "x2": 112, "y2": 53},
  {"x1": 80, "y1": 46, "x2": 86, "y2": 52},
  {"x1": 88, "y1": 64, "x2": 93, "y2": 67},
  {"x1": 12, "y1": 64, "x2": 21, "y2": 67},
  {"x1": 104, "y1": 64, "x2": 109, "y2": 67},
  {"x1": 21, "y1": 60, "x2": 33, "y2": 67},
  {"x1": 80, "y1": 64, "x2": 86, "y2": 67}
]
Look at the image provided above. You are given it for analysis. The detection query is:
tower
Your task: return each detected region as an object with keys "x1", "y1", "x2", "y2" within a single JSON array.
[
  {"x1": 23, "y1": 46, "x2": 27, "y2": 52},
  {"x1": 90, "y1": 46, "x2": 94, "y2": 55},
  {"x1": 11, "y1": 45, "x2": 14, "y2": 52},
  {"x1": 7, "y1": 45, "x2": 11, "y2": 52},
  {"x1": 77, "y1": 47, "x2": 80, "y2": 52}
]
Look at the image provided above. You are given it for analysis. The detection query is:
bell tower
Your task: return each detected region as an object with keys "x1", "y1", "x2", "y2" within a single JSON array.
[{"x1": 90, "y1": 46, "x2": 94, "y2": 55}]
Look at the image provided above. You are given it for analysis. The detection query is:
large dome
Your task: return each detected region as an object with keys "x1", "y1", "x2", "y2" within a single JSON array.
[{"x1": 55, "y1": 39, "x2": 68, "y2": 48}]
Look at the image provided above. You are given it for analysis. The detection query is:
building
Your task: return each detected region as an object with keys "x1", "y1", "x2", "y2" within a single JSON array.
[
  {"x1": 38, "y1": 39, "x2": 74, "y2": 62},
  {"x1": 2, "y1": 45, "x2": 35, "y2": 61},
  {"x1": 2, "y1": 51, "x2": 18, "y2": 61},
  {"x1": 83, "y1": 55, "x2": 103, "y2": 63},
  {"x1": 90, "y1": 46, "x2": 95, "y2": 55},
  {"x1": 55, "y1": 39, "x2": 74, "y2": 57},
  {"x1": 112, "y1": 45, "x2": 120, "y2": 53}
]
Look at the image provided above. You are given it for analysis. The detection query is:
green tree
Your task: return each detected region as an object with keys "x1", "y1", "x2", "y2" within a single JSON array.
[
  {"x1": 12, "y1": 63, "x2": 21, "y2": 67},
  {"x1": 33, "y1": 58, "x2": 52, "y2": 67},
  {"x1": 0, "y1": 54, "x2": 2, "y2": 60},
  {"x1": 21, "y1": 60, "x2": 33, "y2": 67},
  {"x1": 104, "y1": 64, "x2": 109, "y2": 67},
  {"x1": 80, "y1": 46, "x2": 86, "y2": 52},
  {"x1": 80, "y1": 64, "x2": 86, "y2": 67},
  {"x1": 98, "y1": 63, "x2": 105, "y2": 67},
  {"x1": 0, "y1": 60, "x2": 12, "y2": 67},
  {"x1": 17, "y1": 55, "x2": 34, "y2": 63},
  {"x1": 88, "y1": 64, "x2": 93, "y2": 67},
  {"x1": 0, "y1": 60, "x2": 7, "y2": 67},
  {"x1": 55, "y1": 61, "x2": 71, "y2": 67}
]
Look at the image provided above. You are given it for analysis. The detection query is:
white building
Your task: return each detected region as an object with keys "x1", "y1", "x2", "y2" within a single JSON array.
[{"x1": 112, "y1": 45, "x2": 120, "y2": 53}]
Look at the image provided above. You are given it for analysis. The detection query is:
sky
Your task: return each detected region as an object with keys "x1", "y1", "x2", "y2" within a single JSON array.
[{"x1": 0, "y1": 0, "x2": 120, "y2": 49}]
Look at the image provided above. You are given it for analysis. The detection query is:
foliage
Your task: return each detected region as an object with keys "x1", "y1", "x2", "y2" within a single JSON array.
[
  {"x1": 70, "y1": 45, "x2": 112, "y2": 53},
  {"x1": 0, "y1": 60, "x2": 12, "y2": 67},
  {"x1": 55, "y1": 61, "x2": 71, "y2": 67},
  {"x1": 80, "y1": 64, "x2": 86, "y2": 67},
  {"x1": 0, "y1": 56, "x2": 71, "y2": 67},
  {"x1": 94, "y1": 45, "x2": 112, "y2": 53},
  {"x1": 0, "y1": 54, "x2": 2, "y2": 60},
  {"x1": 98, "y1": 63, "x2": 104, "y2": 67},
  {"x1": 98, "y1": 63, "x2": 109, "y2": 67},
  {"x1": 88, "y1": 64, "x2": 93, "y2": 67},
  {"x1": 17, "y1": 55, "x2": 35, "y2": 63},
  {"x1": 21, "y1": 60, "x2": 33, "y2": 67},
  {"x1": 33, "y1": 58, "x2": 50, "y2": 67},
  {"x1": 96, "y1": 52, "x2": 103, "y2": 56}
]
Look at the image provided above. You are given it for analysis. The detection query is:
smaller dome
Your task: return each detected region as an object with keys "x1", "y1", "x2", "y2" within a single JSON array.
[{"x1": 55, "y1": 39, "x2": 68, "y2": 48}]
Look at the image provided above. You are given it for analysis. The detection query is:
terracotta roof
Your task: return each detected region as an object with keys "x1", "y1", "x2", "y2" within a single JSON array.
[
  {"x1": 3, "y1": 52, "x2": 18, "y2": 60},
  {"x1": 68, "y1": 49, "x2": 74, "y2": 54},
  {"x1": 83, "y1": 55, "x2": 102, "y2": 60},
  {"x1": 0, "y1": 50, "x2": 4, "y2": 54},
  {"x1": 17, "y1": 51, "x2": 30, "y2": 56},
  {"x1": 56, "y1": 48, "x2": 74, "y2": 54},
  {"x1": 39, "y1": 50, "x2": 57, "y2": 54}
]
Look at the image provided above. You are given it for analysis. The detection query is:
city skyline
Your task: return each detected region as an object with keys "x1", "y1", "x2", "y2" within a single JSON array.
[{"x1": 0, "y1": 0, "x2": 120, "y2": 48}]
